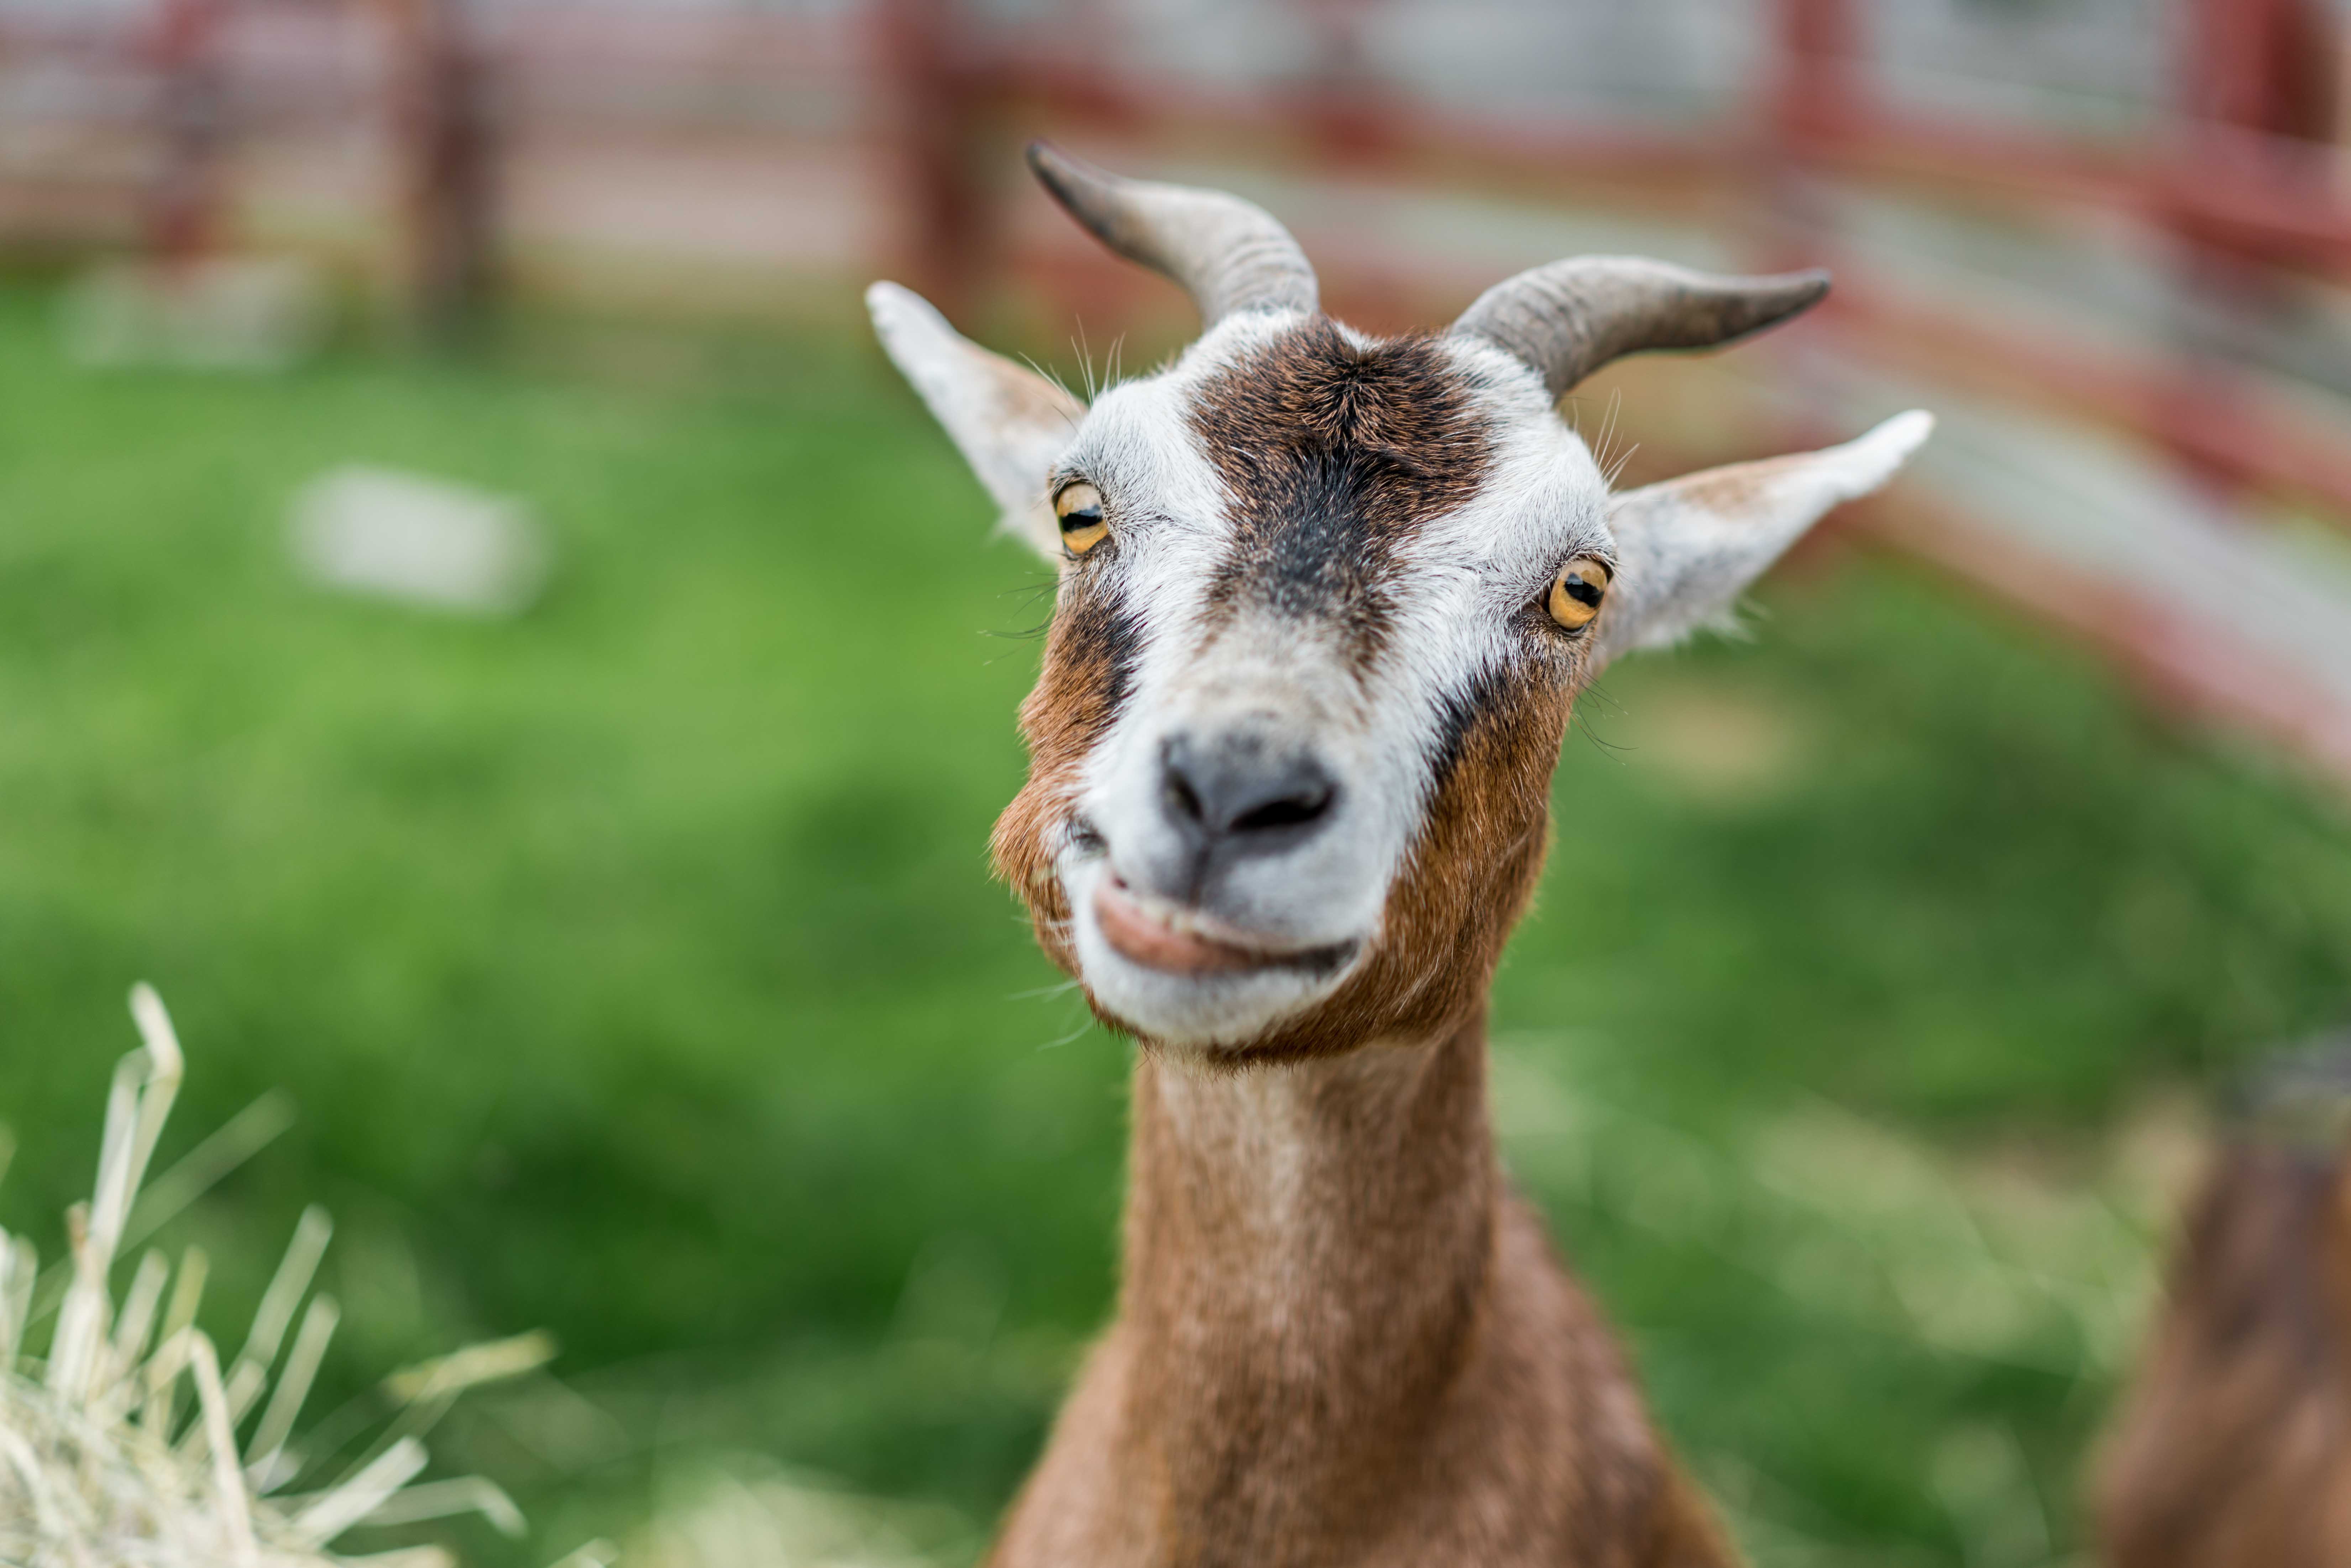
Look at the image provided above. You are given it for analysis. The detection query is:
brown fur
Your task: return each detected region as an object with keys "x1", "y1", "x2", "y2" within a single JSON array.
[
  {"x1": 991, "y1": 576, "x2": 1142, "y2": 971},
  {"x1": 2097, "y1": 1132, "x2": 2351, "y2": 1568},
  {"x1": 983, "y1": 319, "x2": 1734, "y2": 1566},
  {"x1": 1188, "y1": 321, "x2": 1492, "y2": 661},
  {"x1": 988, "y1": 1023, "x2": 1736, "y2": 1568}
]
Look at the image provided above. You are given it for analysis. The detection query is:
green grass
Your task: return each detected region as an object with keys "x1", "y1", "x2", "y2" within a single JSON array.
[{"x1": 1, "y1": 285, "x2": 2348, "y2": 1564}]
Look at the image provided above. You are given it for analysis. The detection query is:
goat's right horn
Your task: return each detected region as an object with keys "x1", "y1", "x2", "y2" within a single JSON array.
[
  {"x1": 1451, "y1": 257, "x2": 1830, "y2": 399},
  {"x1": 1027, "y1": 141, "x2": 1318, "y2": 327}
]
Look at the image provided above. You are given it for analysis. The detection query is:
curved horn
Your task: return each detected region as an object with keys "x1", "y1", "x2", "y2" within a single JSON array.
[
  {"x1": 1027, "y1": 141, "x2": 1318, "y2": 325},
  {"x1": 1450, "y1": 257, "x2": 1830, "y2": 399}
]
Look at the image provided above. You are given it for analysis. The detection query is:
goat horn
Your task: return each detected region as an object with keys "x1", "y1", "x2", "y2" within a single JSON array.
[
  {"x1": 1027, "y1": 141, "x2": 1318, "y2": 325},
  {"x1": 1450, "y1": 257, "x2": 1830, "y2": 399}
]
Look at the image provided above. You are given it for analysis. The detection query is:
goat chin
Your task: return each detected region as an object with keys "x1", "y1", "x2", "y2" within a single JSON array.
[{"x1": 1056, "y1": 856, "x2": 1364, "y2": 1052}]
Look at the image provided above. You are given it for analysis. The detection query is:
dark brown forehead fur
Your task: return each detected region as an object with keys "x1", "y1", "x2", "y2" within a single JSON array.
[{"x1": 1189, "y1": 318, "x2": 1494, "y2": 657}]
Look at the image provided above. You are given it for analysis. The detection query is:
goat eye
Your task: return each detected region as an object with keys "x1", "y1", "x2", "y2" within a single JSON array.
[
  {"x1": 1054, "y1": 482, "x2": 1108, "y2": 555},
  {"x1": 1547, "y1": 556, "x2": 1610, "y2": 631}
]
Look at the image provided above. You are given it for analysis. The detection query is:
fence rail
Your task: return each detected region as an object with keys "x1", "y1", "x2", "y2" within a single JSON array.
[{"x1": 10, "y1": 0, "x2": 2351, "y2": 785}]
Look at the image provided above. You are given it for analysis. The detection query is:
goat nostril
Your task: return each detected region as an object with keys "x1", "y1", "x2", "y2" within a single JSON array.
[
  {"x1": 1164, "y1": 770, "x2": 1205, "y2": 825},
  {"x1": 1231, "y1": 787, "x2": 1332, "y2": 834}
]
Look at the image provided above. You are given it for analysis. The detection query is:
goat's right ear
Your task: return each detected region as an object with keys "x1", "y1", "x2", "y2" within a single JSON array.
[
  {"x1": 1593, "y1": 410, "x2": 1932, "y2": 665},
  {"x1": 868, "y1": 282, "x2": 1085, "y2": 559}
]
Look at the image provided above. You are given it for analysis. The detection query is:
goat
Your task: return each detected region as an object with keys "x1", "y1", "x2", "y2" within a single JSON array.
[
  {"x1": 870, "y1": 143, "x2": 1930, "y2": 1567},
  {"x1": 2099, "y1": 1047, "x2": 2351, "y2": 1568}
]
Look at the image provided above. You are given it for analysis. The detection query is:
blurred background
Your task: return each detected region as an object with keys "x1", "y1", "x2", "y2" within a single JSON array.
[{"x1": 6, "y1": 0, "x2": 2351, "y2": 1563}]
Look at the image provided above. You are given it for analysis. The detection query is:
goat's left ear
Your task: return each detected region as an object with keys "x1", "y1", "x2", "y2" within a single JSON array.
[
  {"x1": 868, "y1": 282, "x2": 1086, "y2": 559},
  {"x1": 1593, "y1": 410, "x2": 1933, "y2": 665}
]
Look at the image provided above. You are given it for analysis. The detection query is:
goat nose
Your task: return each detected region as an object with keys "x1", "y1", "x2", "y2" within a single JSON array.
[{"x1": 1160, "y1": 730, "x2": 1338, "y2": 853}]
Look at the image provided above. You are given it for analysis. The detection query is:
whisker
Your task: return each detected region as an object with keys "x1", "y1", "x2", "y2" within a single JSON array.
[
  {"x1": 1602, "y1": 425, "x2": 1640, "y2": 489},
  {"x1": 1572, "y1": 679, "x2": 1633, "y2": 760},
  {"x1": 1019, "y1": 352, "x2": 1082, "y2": 411},
  {"x1": 1578, "y1": 721, "x2": 1633, "y2": 761},
  {"x1": 1587, "y1": 388, "x2": 1626, "y2": 483},
  {"x1": 1573, "y1": 708, "x2": 1634, "y2": 761},
  {"x1": 1578, "y1": 678, "x2": 1628, "y2": 720},
  {"x1": 1034, "y1": 1015, "x2": 1096, "y2": 1052},
  {"x1": 1008, "y1": 979, "x2": 1084, "y2": 1002},
  {"x1": 980, "y1": 578, "x2": 1059, "y2": 644},
  {"x1": 1072, "y1": 322, "x2": 1101, "y2": 402}
]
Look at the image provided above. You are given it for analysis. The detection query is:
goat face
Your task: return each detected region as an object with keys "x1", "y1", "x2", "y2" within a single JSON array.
[{"x1": 871, "y1": 146, "x2": 1929, "y2": 1059}]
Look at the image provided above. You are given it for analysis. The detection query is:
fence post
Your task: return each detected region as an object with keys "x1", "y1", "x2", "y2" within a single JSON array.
[
  {"x1": 148, "y1": 0, "x2": 223, "y2": 267},
  {"x1": 2178, "y1": 0, "x2": 2336, "y2": 145},
  {"x1": 1773, "y1": 0, "x2": 1861, "y2": 148},
  {"x1": 384, "y1": 0, "x2": 499, "y2": 339},
  {"x1": 873, "y1": 0, "x2": 988, "y2": 318},
  {"x1": 2163, "y1": 0, "x2": 2340, "y2": 491}
]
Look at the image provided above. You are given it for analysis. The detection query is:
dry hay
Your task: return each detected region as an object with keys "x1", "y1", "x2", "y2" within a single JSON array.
[{"x1": 1, "y1": 984, "x2": 547, "y2": 1568}]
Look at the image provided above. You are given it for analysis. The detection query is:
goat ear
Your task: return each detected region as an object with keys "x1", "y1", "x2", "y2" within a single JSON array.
[
  {"x1": 868, "y1": 282, "x2": 1086, "y2": 559},
  {"x1": 1593, "y1": 410, "x2": 1933, "y2": 665}
]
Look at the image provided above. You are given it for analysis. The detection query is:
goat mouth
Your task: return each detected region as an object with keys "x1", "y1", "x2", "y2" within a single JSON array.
[{"x1": 1094, "y1": 875, "x2": 1356, "y2": 978}]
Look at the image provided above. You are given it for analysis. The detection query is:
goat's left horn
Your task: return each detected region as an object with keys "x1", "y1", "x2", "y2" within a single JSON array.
[
  {"x1": 1027, "y1": 141, "x2": 1318, "y2": 326},
  {"x1": 1450, "y1": 257, "x2": 1830, "y2": 399}
]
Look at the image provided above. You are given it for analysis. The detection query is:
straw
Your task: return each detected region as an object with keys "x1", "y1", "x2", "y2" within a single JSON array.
[
  {"x1": 247, "y1": 1294, "x2": 341, "y2": 1480},
  {"x1": 189, "y1": 1330, "x2": 260, "y2": 1566},
  {"x1": 1, "y1": 982, "x2": 538, "y2": 1568}
]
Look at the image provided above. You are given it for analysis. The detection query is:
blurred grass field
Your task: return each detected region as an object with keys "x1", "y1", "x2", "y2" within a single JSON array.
[{"x1": 4, "y1": 284, "x2": 2351, "y2": 1566}]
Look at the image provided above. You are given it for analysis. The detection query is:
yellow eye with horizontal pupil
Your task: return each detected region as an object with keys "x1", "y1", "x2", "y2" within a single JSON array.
[
  {"x1": 1054, "y1": 482, "x2": 1108, "y2": 555},
  {"x1": 1548, "y1": 556, "x2": 1610, "y2": 631}
]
